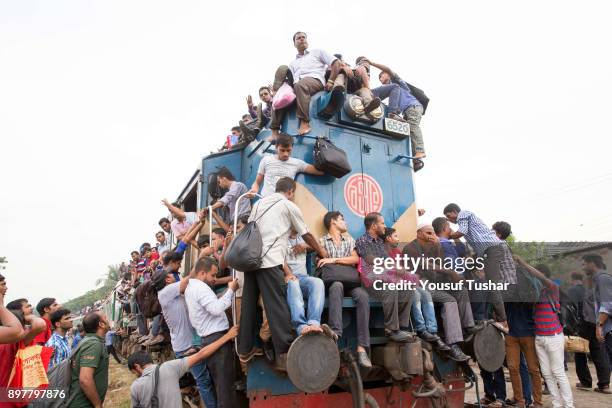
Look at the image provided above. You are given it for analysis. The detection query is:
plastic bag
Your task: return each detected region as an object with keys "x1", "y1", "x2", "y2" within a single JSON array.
[{"x1": 272, "y1": 83, "x2": 296, "y2": 110}]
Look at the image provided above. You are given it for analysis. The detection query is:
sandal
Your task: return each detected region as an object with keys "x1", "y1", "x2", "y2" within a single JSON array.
[
  {"x1": 413, "y1": 159, "x2": 424, "y2": 172},
  {"x1": 576, "y1": 382, "x2": 591, "y2": 390},
  {"x1": 480, "y1": 396, "x2": 495, "y2": 406},
  {"x1": 594, "y1": 386, "x2": 612, "y2": 394},
  {"x1": 488, "y1": 400, "x2": 505, "y2": 408}
]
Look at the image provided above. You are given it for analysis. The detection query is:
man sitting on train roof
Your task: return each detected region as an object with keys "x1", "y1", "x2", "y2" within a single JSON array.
[
  {"x1": 240, "y1": 85, "x2": 274, "y2": 141},
  {"x1": 366, "y1": 58, "x2": 429, "y2": 171},
  {"x1": 318, "y1": 211, "x2": 372, "y2": 368},
  {"x1": 249, "y1": 133, "x2": 324, "y2": 197},
  {"x1": 354, "y1": 212, "x2": 415, "y2": 343},
  {"x1": 332, "y1": 55, "x2": 381, "y2": 115},
  {"x1": 269, "y1": 31, "x2": 343, "y2": 138}
]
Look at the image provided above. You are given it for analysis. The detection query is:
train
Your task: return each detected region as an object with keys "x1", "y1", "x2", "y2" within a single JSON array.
[{"x1": 162, "y1": 90, "x2": 484, "y2": 408}]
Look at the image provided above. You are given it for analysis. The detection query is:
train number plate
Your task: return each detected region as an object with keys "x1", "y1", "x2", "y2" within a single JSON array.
[{"x1": 384, "y1": 117, "x2": 410, "y2": 136}]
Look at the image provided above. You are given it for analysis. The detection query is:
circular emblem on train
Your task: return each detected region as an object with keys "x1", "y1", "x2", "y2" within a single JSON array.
[{"x1": 344, "y1": 173, "x2": 383, "y2": 217}]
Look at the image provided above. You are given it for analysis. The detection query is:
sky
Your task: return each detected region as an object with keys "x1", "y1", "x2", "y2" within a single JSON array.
[{"x1": 1, "y1": 0, "x2": 611, "y2": 304}]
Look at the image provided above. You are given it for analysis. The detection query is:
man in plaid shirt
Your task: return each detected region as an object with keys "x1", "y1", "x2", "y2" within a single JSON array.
[
  {"x1": 45, "y1": 308, "x2": 73, "y2": 369},
  {"x1": 444, "y1": 203, "x2": 516, "y2": 329},
  {"x1": 317, "y1": 211, "x2": 371, "y2": 368}
]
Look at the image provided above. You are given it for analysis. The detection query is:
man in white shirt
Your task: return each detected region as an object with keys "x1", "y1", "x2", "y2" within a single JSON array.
[
  {"x1": 185, "y1": 257, "x2": 239, "y2": 408},
  {"x1": 152, "y1": 257, "x2": 216, "y2": 408},
  {"x1": 270, "y1": 31, "x2": 341, "y2": 137},
  {"x1": 249, "y1": 133, "x2": 323, "y2": 197},
  {"x1": 238, "y1": 177, "x2": 328, "y2": 371},
  {"x1": 155, "y1": 230, "x2": 171, "y2": 259}
]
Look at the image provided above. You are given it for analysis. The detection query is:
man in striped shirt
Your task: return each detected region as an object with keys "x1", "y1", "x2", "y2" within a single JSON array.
[
  {"x1": 515, "y1": 257, "x2": 574, "y2": 408},
  {"x1": 45, "y1": 308, "x2": 73, "y2": 369},
  {"x1": 444, "y1": 203, "x2": 516, "y2": 329}
]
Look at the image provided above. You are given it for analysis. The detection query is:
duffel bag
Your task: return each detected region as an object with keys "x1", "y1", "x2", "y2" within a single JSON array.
[{"x1": 313, "y1": 137, "x2": 351, "y2": 178}]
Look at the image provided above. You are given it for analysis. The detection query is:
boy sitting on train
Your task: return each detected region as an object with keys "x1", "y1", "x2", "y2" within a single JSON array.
[
  {"x1": 382, "y1": 227, "x2": 450, "y2": 353},
  {"x1": 240, "y1": 85, "x2": 274, "y2": 141},
  {"x1": 284, "y1": 230, "x2": 328, "y2": 336},
  {"x1": 317, "y1": 211, "x2": 372, "y2": 368},
  {"x1": 249, "y1": 133, "x2": 324, "y2": 197},
  {"x1": 355, "y1": 212, "x2": 415, "y2": 343}
]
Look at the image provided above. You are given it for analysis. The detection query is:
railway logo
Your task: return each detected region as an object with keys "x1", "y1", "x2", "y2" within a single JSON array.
[{"x1": 344, "y1": 173, "x2": 383, "y2": 217}]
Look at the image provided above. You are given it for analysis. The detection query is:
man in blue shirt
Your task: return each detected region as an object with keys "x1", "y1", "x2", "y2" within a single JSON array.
[
  {"x1": 583, "y1": 253, "x2": 612, "y2": 386},
  {"x1": 45, "y1": 308, "x2": 73, "y2": 369},
  {"x1": 365, "y1": 58, "x2": 428, "y2": 171}
]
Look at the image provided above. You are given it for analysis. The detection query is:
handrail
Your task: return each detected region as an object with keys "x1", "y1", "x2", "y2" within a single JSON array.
[
  {"x1": 208, "y1": 205, "x2": 213, "y2": 247},
  {"x1": 230, "y1": 192, "x2": 260, "y2": 355}
]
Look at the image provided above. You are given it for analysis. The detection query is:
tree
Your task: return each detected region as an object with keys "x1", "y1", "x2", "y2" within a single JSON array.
[
  {"x1": 0, "y1": 257, "x2": 6, "y2": 270},
  {"x1": 95, "y1": 264, "x2": 120, "y2": 291}
]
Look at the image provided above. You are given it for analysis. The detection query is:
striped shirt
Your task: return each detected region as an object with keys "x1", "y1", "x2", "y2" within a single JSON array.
[
  {"x1": 320, "y1": 233, "x2": 355, "y2": 259},
  {"x1": 534, "y1": 281, "x2": 563, "y2": 336},
  {"x1": 46, "y1": 332, "x2": 71, "y2": 369},
  {"x1": 456, "y1": 210, "x2": 501, "y2": 256}
]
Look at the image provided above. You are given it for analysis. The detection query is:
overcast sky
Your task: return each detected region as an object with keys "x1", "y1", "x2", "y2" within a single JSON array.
[{"x1": 1, "y1": 0, "x2": 611, "y2": 305}]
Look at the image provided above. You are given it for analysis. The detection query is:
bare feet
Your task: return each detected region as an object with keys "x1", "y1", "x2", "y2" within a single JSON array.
[
  {"x1": 300, "y1": 325, "x2": 323, "y2": 335},
  {"x1": 414, "y1": 152, "x2": 426, "y2": 159},
  {"x1": 298, "y1": 120, "x2": 311, "y2": 135}
]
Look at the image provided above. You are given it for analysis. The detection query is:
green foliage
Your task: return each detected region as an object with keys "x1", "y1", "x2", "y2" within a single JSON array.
[
  {"x1": 507, "y1": 236, "x2": 571, "y2": 287},
  {"x1": 0, "y1": 256, "x2": 6, "y2": 270},
  {"x1": 63, "y1": 264, "x2": 120, "y2": 311}
]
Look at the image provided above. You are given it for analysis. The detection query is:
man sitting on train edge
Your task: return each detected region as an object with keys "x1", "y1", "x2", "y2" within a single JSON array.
[
  {"x1": 238, "y1": 177, "x2": 328, "y2": 371},
  {"x1": 327, "y1": 55, "x2": 381, "y2": 115},
  {"x1": 444, "y1": 203, "x2": 516, "y2": 333},
  {"x1": 269, "y1": 31, "x2": 342, "y2": 138},
  {"x1": 249, "y1": 133, "x2": 323, "y2": 197},
  {"x1": 354, "y1": 212, "x2": 414, "y2": 343},
  {"x1": 318, "y1": 211, "x2": 372, "y2": 368},
  {"x1": 284, "y1": 230, "x2": 327, "y2": 336},
  {"x1": 382, "y1": 227, "x2": 450, "y2": 353}
]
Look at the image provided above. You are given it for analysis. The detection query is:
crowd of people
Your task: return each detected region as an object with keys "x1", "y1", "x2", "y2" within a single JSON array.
[
  {"x1": 1, "y1": 31, "x2": 612, "y2": 408},
  {"x1": 221, "y1": 31, "x2": 429, "y2": 171}
]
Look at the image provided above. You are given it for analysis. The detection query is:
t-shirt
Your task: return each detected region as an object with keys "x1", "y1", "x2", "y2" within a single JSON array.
[
  {"x1": 157, "y1": 282, "x2": 195, "y2": 353},
  {"x1": 69, "y1": 334, "x2": 109, "y2": 408},
  {"x1": 286, "y1": 236, "x2": 307, "y2": 276},
  {"x1": 534, "y1": 281, "x2": 563, "y2": 336},
  {"x1": 32, "y1": 317, "x2": 52, "y2": 345},
  {"x1": 249, "y1": 193, "x2": 309, "y2": 269},
  {"x1": 170, "y1": 212, "x2": 199, "y2": 238},
  {"x1": 185, "y1": 279, "x2": 232, "y2": 338},
  {"x1": 0, "y1": 342, "x2": 19, "y2": 387},
  {"x1": 257, "y1": 155, "x2": 308, "y2": 197},
  {"x1": 505, "y1": 302, "x2": 535, "y2": 337},
  {"x1": 130, "y1": 359, "x2": 189, "y2": 408}
]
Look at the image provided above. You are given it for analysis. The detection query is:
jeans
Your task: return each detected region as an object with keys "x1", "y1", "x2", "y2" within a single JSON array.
[
  {"x1": 519, "y1": 353, "x2": 534, "y2": 406},
  {"x1": 481, "y1": 366, "x2": 506, "y2": 402},
  {"x1": 372, "y1": 83, "x2": 401, "y2": 114},
  {"x1": 411, "y1": 287, "x2": 437, "y2": 334},
  {"x1": 535, "y1": 334, "x2": 574, "y2": 408},
  {"x1": 575, "y1": 321, "x2": 610, "y2": 388},
  {"x1": 404, "y1": 104, "x2": 425, "y2": 155},
  {"x1": 176, "y1": 348, "x2": 217, "y2": 408},
  {"x1": 151, "y1": 314, "x2": 161, "y2": 337},
  {"x1": 287, "y1": 274, "x2": 325, "y2": 335}
]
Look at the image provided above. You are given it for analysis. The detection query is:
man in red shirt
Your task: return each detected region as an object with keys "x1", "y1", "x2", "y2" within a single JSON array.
[{"x1": 32, "y1": 297, "x2": 60, "y2": 346}]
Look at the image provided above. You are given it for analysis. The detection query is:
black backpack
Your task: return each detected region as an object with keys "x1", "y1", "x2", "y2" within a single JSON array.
[
  {"x1": 224, "y1": 199, "x2": 282, "y2": 272},
  {"x1": 313, "y1": 137, "x2": 351, "y2": 179},
  {"x1": 545, "y1": 288, "x2": 581, "y2": 335},
  {"x1": 135, "y1": 280, "x2": 162, "y2": 318}
]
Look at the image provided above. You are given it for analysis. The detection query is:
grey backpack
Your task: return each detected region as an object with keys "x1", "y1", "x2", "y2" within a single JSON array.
[{"x1": 33, "y1": 336, "x2": 97, "y2": 408}]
